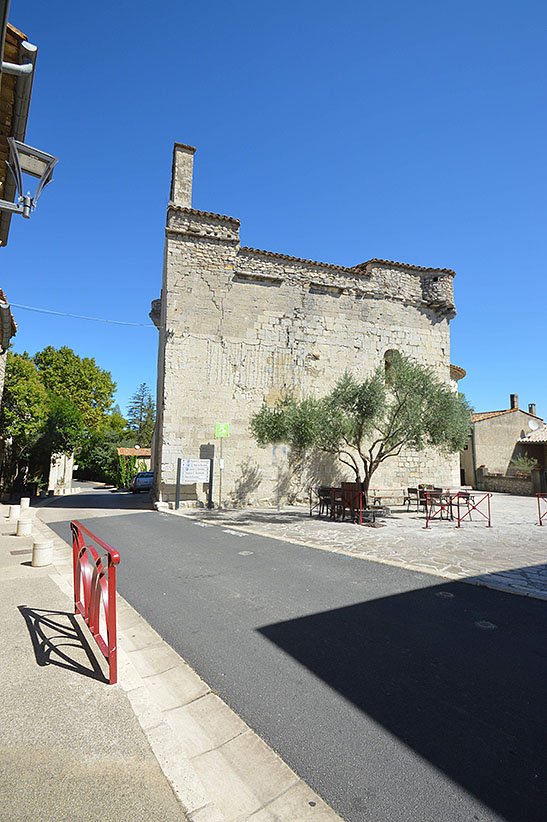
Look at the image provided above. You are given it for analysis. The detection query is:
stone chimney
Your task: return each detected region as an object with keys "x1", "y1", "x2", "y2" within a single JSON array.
[
  {"x1": 529, "y1": 403, "x2": 536, "y2": 416},
  {"x1": 510, "y1": 393, "x2": 518, "y2": 410},
  {"x1": 170, "y1": 143, "x2": 196, "y2": 208}
]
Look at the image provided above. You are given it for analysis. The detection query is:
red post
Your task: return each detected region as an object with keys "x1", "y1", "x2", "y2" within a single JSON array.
[
  {"x1": 537, "y1": 493, "x2": 547, "y2": 527},
  {"x1": 70, "y1": 521, "x2": 120, "y2": 685}
]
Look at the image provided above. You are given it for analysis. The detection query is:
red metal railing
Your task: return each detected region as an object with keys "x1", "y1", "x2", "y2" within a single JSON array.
[
  {"x1": 455, "y1": 491, "x2": 491, "y2": 527},
  {"x1": 425, "y1": 491, "x2": 492, "y2": 528},
  {"x1": 537, "y1": 494, "x2": 547, "y2": 526},
  {"x1": 425, "y1": 491, "x2": 458, "y2": 528},
  {"x1": 70, "y1": 520, "x2": 120, "y2": 685}
]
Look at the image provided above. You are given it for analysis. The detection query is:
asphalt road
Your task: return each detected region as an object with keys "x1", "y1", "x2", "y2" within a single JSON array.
[{"x1": 44, "y1": 486, "x2": 547, "y2": 822}]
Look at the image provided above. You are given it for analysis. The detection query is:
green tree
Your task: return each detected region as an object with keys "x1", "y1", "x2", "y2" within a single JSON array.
[
  {"x1": 33, "y1": 345, "x2": 116, "y2": 432},
  {"x1": 250, "y1": 354, "x2": 471, "y2": 495},
  {"x1": 0, "y1": 353, "x2": 48, "y2": 487},
  {"x1": 126, "y1": 383, "x2": 155, "y2": 446},
  {"x1": 43, "y1": 396, "x2": 85, "y2": 455},
  {"x1": 30, "y1": 396, "x2": 85, "y2": 484},
  {"x1": 76, "y1": 429, "x2": 128, "y2": 484},
  {"x1": 108, "y1": 404, "x2": 130, "y2": 436}
]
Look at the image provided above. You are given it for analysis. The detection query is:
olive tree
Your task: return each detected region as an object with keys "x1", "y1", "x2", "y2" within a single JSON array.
[{"x1": 250, "y1": 353, "x2": 471, "y2": 495}]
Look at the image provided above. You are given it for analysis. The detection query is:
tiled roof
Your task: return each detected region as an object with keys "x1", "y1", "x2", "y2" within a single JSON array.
[
  {"x1": 472, "y1": 410, "x2": 513, "y2": 422},
  {"x1": 167, "y1": 208, "x2": 456, "y2": 277},
  {"x1": 0, "y1": 288, "x2": 17, "y2": 336},
  {"x1": 354, "y1": 259, "x2": 456, "y2": 276},
  {"x1": 450, "y1": 364, "x2": 466, "y2": 381},
  {"x1": 240, "y1": 246, "x2": 357, "y2": 272},
  {"x1": 473, "y1": 408, "x2": 542, "y2": 423},
  {"x1": 168, "y1": 205, "x2": 240, "y2": 225},
  {"x1": 519, "y1": 426, "x2": 547, "y2": 444},
  {"x1": 117, "y1": 447, "x2": 151, "y2": 457},
  {"x1": 7, "y1": 23, "x2": 27, "y2": 40}
]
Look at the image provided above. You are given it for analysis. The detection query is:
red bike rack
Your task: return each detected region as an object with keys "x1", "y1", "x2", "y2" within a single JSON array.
[
  {"x1": 425, "y1": 492, "x2": 492, "y2": 528},
  {"x1": 70, "y1": 520, "x2": 120, "y2": 685}
]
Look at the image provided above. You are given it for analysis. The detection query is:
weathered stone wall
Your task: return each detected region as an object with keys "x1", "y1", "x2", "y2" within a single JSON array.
[
  {"x1": 475, "y1": 469, "x2": 534, "y2": 497},
  {"x1": 153, "y1": 145, "x2": 461, "y2": 504}
]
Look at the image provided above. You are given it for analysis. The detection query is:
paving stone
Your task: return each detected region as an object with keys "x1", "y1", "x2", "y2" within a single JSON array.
[
  {"x1": 246, "y1": 779, "x2": 343, "y2": 820},
  {"x1": 191, "y1": 730, "x2": 299, "y2": 821},
  {"x1": 127, "y1": 641, "x2": 184, "y2": 678},
  {"x1": 119, "y1": 615, "x2": 163, "y2": 651},
  {"x1": 164, "y1": 693, "x2": 248, "y2": 758},
  {"x1": 144, "y1": 662, "x2": 210, "y2": 711},
  {"x1": 187, "y1": 804, "x2": 226, "y2": 822}
]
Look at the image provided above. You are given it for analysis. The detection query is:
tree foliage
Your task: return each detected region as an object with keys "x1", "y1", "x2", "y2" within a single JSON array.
[
  {"x1": 0, "y1": 353, "x2": 48, "y2": 487},
  {"x1": 0, "y1": 347, "x2": 117, "y2": 491},
  {"x1": 126, "y1": 383, "x2": 155, "y2": 446},
  {"x1": 42, "y1": 396, "x2": 85, "y2": 456},
  {"x1": 1, "y1": 353, "x2": 48, "y2": 442},
  {"x1": 33, "y1": 345, "x2": 116, "y2": 432},
  {"x1": 250, "y1": 354, "x2": 472, "y2": 492}
]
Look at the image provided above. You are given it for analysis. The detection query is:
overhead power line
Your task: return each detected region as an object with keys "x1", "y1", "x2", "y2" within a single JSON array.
[{"x1": 10, "y1": 302, "x2": 155, "y2": 327}]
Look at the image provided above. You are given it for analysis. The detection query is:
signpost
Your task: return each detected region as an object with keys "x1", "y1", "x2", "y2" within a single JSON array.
[
  {"x1": 215, "y1": 423, "x2": 229, "y2": 509},
  {"x1": 175, "y1": 458, "x2": 212, "y2": 510},
  {"x1": 181, "y1": 459, "x2": 211, "y2": 483}
]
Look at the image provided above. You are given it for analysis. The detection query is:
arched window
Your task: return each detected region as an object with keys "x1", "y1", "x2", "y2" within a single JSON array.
[{"x1": 384, "y1": 349, "x2": 398, "y2": 379}]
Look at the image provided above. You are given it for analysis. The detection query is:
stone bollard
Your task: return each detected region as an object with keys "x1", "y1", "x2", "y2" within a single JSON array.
[
  {"x1": 32, "y1": 539, "x2": 53, "y2": 567},
  {"x1": 16, "y1": 518, "x2": 33, "y2": 537},
  {"x1": 8, "y1": 504, "x2": 21, "y2": 521},
  {"x1": 20, "y1": 497, "x2": 31, "y2": 511}
]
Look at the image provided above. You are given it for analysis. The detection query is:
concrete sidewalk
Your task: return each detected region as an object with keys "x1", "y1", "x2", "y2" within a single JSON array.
[{"x1": 0, "y1": 501, "x2": 342, "y2": 822}]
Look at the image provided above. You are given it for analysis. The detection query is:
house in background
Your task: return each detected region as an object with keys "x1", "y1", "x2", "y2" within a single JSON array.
[
  {"x1": 518, "y1": 424, "x2": 547, "y2": 492},
  {"x1": 460, "y1": 394, "x2": 543, "y2": 488},
  {"x1": 117, "y1": 447, "x2": 152, "y2": 472}
]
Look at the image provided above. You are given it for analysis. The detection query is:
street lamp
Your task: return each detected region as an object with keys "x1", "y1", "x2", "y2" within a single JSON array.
[{"x1": 0, "y1": 136, "x2": 57, "y2": 219}]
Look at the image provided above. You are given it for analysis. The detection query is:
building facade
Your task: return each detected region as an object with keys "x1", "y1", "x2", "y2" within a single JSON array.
[
  {"x1": 460, "y1": 394, "x2": 543, "y2": 487},
  {"x1": 152, "y1": 143, "x2": 463, "y2": 505}
]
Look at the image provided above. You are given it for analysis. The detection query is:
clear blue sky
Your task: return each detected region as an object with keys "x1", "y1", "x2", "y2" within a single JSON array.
[{"x1": 4, "y1": 0, "x2": 546, "y2": 418}]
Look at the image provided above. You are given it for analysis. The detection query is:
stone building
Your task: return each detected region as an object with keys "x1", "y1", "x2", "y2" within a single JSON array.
[
  {"x1": 152, "y1": 143, "x2": 464, "y2": 505},
  {"x1": 460, "y1": 394, "x2": 543, "y2": 487}
]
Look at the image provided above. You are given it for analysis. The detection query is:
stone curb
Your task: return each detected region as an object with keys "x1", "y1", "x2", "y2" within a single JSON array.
[{"x1": 31, "y1": 503, "x2": 344, "y2": 822}]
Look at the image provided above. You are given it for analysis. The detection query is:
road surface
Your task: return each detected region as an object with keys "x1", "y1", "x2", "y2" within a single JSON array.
[{"x1": 42, "y1": 485, "x2": 547, "y2": 822}]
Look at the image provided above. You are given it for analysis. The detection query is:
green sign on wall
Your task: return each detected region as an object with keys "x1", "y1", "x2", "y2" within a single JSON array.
[{"x1": 215, "y1": 423, "x2": 230, "y2": 438}]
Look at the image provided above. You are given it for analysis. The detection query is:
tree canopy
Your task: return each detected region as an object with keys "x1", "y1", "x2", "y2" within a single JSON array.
[
  {"x1": 1, "y1": 353, "x2": 48, "y2": 443},
  {"x1": 33, "y1": 345, "x2": 116, "y2": 432},
  {"x1": 126, "y1": 383, "x2": 155, "y2": 446},
  {"x1": 250, "y1": 353, "x2": 472, "y2": 492},
  {"x1": 0, "y1": 347, "x2": 117, "y2": 491}
]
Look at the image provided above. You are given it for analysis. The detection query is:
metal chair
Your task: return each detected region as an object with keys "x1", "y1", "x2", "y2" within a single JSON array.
[
  {"x1": 317, "y1": 487, "x2": 332, "y2": 517},
  {"x1": 341, "y1": 482, "x2": 366, "y2": 523},
  {"x1": 404, "y1": 487, "x2": 419, "y2": 511}
]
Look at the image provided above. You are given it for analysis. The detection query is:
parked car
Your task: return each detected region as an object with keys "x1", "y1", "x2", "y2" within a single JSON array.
[{"x1": 130, "y1": 471, "x2": 154, "y2": 493}]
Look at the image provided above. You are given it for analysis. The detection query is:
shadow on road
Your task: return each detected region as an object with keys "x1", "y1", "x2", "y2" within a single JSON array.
[
  {"x1": 38, "y1": 489, "x2": 154, "y2": 513},
  {"x1": 18, "y1": 605, "x2": 107, "y2": 683},
  {"x1": 258, "y1": 575, "x2": 547, "y2": 821}
]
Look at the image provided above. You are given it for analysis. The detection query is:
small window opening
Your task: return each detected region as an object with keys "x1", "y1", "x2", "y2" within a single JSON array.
[{"x1": 384, "y1": 349, "x2": 398, "y2": 379}]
